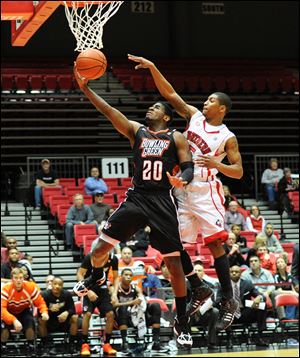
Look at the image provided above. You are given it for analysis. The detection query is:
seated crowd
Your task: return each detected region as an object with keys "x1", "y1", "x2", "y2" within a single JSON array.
[
  {"x1": 1, "y1": 234, "x2": 299, "y2": 354},
  {"x1": 1, "y1": 166, "x2": 298, "y2": 355}
]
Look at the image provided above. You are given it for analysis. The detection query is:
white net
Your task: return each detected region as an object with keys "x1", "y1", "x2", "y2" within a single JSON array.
[{"x1": 63, "y1": 1, "x2": 124, "y2": 52}]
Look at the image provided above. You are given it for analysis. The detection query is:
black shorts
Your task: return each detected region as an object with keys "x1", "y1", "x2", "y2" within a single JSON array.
[
  {"x1": 46, "y1": 315, "x2": 72, "y2": 333},
  {"x1": 102, "y1": 189, "x2": 183, "y2": 255},
  {"x1": 1, "y1": 309, "x2": 35, "y2": 332},
  {"x1": 82, "y1": 287, "x2": 113, "y2": 318}
]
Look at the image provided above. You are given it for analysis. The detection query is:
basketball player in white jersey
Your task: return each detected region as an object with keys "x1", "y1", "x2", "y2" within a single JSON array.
[{"x1": 128, "y1": 54, "x2": 243, "y2": 331}]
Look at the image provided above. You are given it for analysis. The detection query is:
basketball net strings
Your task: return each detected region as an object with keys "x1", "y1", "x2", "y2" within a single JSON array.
[{"x1": 63, "y1": 1, "x2": 124, "y2": 51}]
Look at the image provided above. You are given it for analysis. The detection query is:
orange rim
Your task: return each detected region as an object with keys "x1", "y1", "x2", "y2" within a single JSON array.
[{"x1": 63, "y1": 1, "x2": 115, "y2": 7}]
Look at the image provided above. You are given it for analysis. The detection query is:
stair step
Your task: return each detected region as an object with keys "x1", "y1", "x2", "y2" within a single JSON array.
[{"x1": 32, "y1": 262, "x2": 79, "y2": 269}]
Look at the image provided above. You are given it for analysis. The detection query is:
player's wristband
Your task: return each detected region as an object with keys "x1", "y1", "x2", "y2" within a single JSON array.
[{"x1": 180, "y1": 161, "x2": 194, "y2": 184}]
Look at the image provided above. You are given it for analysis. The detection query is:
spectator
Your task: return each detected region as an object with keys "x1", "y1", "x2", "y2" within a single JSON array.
[
  {"x1": 261, "y1": 158, "x2": 284, "y2": 210},
  {"x1": 35, "y1": 159, "x2": 60, "y2": 209},
  {"x1": 113, "y1": 268, "x2": 166, "y2": 354},
  {"x1": 190, "y1": 266, "x2": 219, "y2": 351},
  {"x1": 256, "y1": 245, "x2": 277, "y2": 275},
  {"x1": 259, "y1": 223, "x2": 283, "y2": 253},
  {"x1": 84, "y1": 167, "x2": 108, "y2": 196},
  {"x1": 90, "y1": 191, "x2": 113, "y2": 234},
  {"x1": 272, "y1": 257, "x2": 298, "y2": 320},
  {"x1": 1, "y1": 267, "x2": 49, "y2": 356},
  {"x1": 1, "y1": 248, "x2": 22, "y2": 283},
  {"x1": 231, "y1": 224, "x2": 249, "y2": 254},
  {"x1": 241, "y1": 255, "x2": 275, "y2": 301},
  {"x1": 223, "y1": 232, "x2": 247, "y2": 268},
  {"x1": 224, "y1": 201, "x2": 248, "y2": 232},
  {"x1": 1, "y1": 231, "x2": 7, "y2": 247},
  {"x1": 1, "y1": 236, "x2": 25, "y2": 264},
  {"x1": 39, "y1": 276, "x2": 78, "y2": 355},
  {"x1": 193, "y1": 261, "x2": 219, "y2": 289},
  {"x1": 157, "y1": 261, "x2": 174, "y2": 300},
  {"x1": 120, "y1": 226, "x2": 151, "y2": 257},
  {"x1": 19, "y1": 253, "x2": 34, "y2": 279},
  {"x1": 278, "y1": 167, "x2": 299, "y2": 217},
  {"x1": 118, "y1": 246, "x2": 156, "y2": 274},
  {"x1": 246, "y1": 205, "x2": 266, "y2": 233},
  {"x1": 136, "y1": 261, "x2": 162, "y2": 298},
  {"x1": 45, "y1": 274, "x2": 55, "y2": 290},
  {"x1": 65, "y1": 193, "x2": 95, "y2": 251},
  {"x1": 224, "y1": 265, "x2": 269, "y2": 347},
  {"x1": 223, "y1": 185, "x2": 249, "y2": 218},
  {"x1": 291, "y1": 243, "x2": 299, "y2": 293},
  {"x1": 245, "y1": 234, "x2": 268, "y2": 266},
  {"x1": 76, "y1": 249, "x2": 119, "y2": 356}
]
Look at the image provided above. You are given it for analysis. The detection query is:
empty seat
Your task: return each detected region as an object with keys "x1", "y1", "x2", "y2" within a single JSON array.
[
  {"x1": 171, "y1": 75, "x2": 185, "y2": 93},
  {"x1": 144, "y1": 76, "x2": 156, "y2": 92},
  {"x1": 29, "y1": 75, "x2": 44, "y2": 92},
  {"x1": 241, "y1": 76, "x2": 254, "y2": 93},
  {"x1": 49, "y1": 195, "x2": 69, "y2": 216},
  {"x1": 59, "y1": 178, "x2": 76, "y2": 189},
  {"x1": 199, "y1": 76, "x2": 212, "y2": 93},
  {"x1": 227, "y1": 76, "x2": 240, "y2": 93},
  {"x1": 254, "y1": 76, "x2": 267, "y2": 93},
  {"x1": 15, "y1": 75, "x2": 29, "y2": 92},
  {"x1": 281, "y1": 76, "x2": 293, "y2": 93},
  {"x1": 1, "y1": 75, "x2": 15, "y2": 92},
  {"x1": 74, "y1": 224, "x2": 97, "y2": 247},
  {"x1": 104, "y1": 178, "x2": 119, "y2": 187},
  {"x1": 130, "y1": 75, "x2": 144, "y2": 92},
  {"x1": 42, "y1": 187, "x2": 63, "y2": 206},
  {"x1": 185, "y1": 76, "x2": 199, "y2": 93},
  {"x1": 267, "y1": 76, "x2": 280, "y2": 94},
  {"x1": 57, "y1": 204, "x2": 71, "y2": 226},
  {"x1": 214, "y1": 76, "x2": 226, "y2": 92},
  {"x1": 44, "y1": 75, "x2": 58, "y2": 92},
  {"x1": 58, "y1": 74, "x2": 73, "y2": 92},
  {"x1": 83, "y1": 234, "x2": 99, "y2": 256}
]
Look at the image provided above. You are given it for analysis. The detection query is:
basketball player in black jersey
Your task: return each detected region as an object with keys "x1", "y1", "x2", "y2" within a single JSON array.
[{"x1": 74, "y1": 64, "x2": 207, "y2": 347}]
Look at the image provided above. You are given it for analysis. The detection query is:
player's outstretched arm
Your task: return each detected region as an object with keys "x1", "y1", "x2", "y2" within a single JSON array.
[
  {"x1": 128, "y1": 54, "x2": 197, "y2": 121},
  {"x1": 74, "y1": 63, "x2": 140, "y2": 144}
]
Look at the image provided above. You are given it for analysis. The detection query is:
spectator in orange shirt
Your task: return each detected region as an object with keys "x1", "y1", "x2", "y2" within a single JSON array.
[{"x1": 1, "y1": 267, "x2": 49, "y2": 355}]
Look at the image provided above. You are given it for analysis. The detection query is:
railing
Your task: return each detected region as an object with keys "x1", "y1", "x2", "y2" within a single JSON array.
[
  {"x1": 254, "y1": 154, "x2": 299, "y2": 201},
  {"x1": 26, "y1": 156, "x2": 85, "y2": 186}
]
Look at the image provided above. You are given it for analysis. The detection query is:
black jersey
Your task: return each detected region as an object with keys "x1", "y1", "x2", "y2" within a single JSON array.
[
  {"x1": 132, "y1": 126, "x2": 179, "y2": 192},
  {"x1": 117, "y1": 284, "x2": 138, "y2": 303},
  {"x1": 80, "y1": 252, "x2": 118, "y2": 290}
]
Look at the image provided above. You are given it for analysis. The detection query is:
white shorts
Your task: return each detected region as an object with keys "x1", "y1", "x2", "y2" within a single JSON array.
[{"x1": 174, "y1": 178, "x2": 228, "y2": 245}]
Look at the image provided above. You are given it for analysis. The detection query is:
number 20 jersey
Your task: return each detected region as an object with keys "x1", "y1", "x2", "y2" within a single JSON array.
[{"x1": 132, "y1": 126, "x2": 179, "y2": 192}]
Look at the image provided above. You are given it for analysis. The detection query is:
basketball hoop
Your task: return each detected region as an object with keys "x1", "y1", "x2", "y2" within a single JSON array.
[{"x1": 62, "y1": 1, "x2": 124, "y2": 52}]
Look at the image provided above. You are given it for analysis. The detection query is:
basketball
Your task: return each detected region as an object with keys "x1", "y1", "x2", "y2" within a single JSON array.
[{"x1": 76, "y1": 48, "x2": 107, "y2": 80}]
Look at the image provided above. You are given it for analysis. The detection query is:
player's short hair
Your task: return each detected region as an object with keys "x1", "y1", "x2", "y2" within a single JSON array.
[
  {"x1": 159, "y1": 102, "x2": 174, "y2": 124},
  {"x1": 212, "y1": 92, "x2": 232, "y2": 115},
  {"x1": 121, "y1": 268, "x2": 133, "y2": 276},
  {"x1": 11, "y1": 267, "x2": 25, "y2": 277}
]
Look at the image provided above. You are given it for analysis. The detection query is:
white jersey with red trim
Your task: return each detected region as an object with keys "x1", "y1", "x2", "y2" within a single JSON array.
[
  {"x1": 174, "y1": 110, "x2": 235, "y2": 244},
  {"x1": 184, "y1": 110, "x2": 235, "y2": 181}
]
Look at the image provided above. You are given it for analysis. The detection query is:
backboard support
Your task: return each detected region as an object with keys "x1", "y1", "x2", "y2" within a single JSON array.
[{"x1": 1, "y1": 1, "x2": 61, "y2": 46}]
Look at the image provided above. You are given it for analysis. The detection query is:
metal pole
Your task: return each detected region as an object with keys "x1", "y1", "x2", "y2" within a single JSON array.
[
  {"x1": 24, "y1": 202, "x2": 30, "y2": 246},
  {"x1": 48, "y1": 229, "x2": 52, "y2": 275}
]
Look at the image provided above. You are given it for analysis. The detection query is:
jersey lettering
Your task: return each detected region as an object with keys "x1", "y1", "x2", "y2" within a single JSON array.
[
  {"x1": 139, "y1": 139, "x2": 170, "y2": 157},
  {"x1": 186, "y1": 130, "x2": 211, "y2": 154}
]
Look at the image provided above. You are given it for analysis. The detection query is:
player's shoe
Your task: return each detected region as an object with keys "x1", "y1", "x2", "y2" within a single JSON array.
[
  {"x1": 173, "y1": 316, "x2": 193, "y2": 348},
  {"x1": 81, "y1": 343, "x2": 91, "y2": 356},
  {"x1": 216, "y1": 298, "x2": 239, "y2": 331},
  {"x1": 186, "y1": 284, "x2": 214, "y2": 316},
  {"x1": 102, "y1": 343, "x2": 117, "y2": 355}
]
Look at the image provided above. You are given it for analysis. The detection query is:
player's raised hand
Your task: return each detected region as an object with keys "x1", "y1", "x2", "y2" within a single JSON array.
[
  {"x1": 127, "y1": 54, "x2": 154, "y2": 70},
  {"x1": 73, "y1": 62, "x2": 89, "y2": 89},
  {"x1": 166, "y1": 172, "x2": 187, "y2": 188}
]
